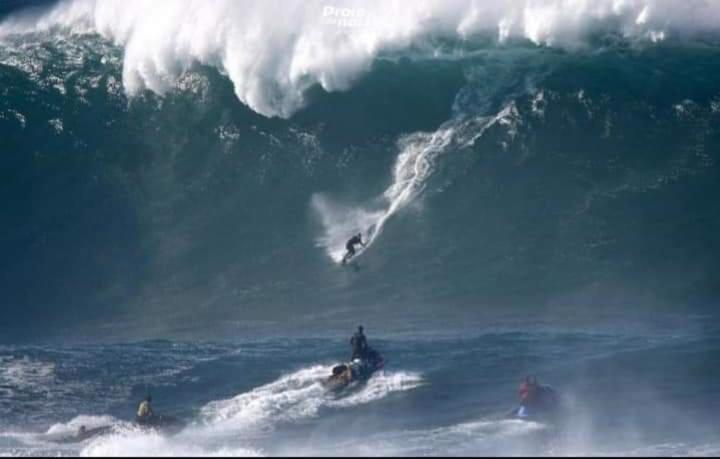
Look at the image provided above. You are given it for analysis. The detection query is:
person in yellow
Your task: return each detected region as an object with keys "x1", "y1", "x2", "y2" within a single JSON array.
[{"x1": 136, "y1": 395, "x2": 154, "y2": 423}]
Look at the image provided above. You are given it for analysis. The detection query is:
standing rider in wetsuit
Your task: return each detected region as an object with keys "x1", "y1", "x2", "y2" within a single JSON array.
[
  {"x1": 342, "y1": 233, "x2": 365, "y2": 264},
  {"x1": 350, "y1": 325, "x2": 368, "y2": 360}
]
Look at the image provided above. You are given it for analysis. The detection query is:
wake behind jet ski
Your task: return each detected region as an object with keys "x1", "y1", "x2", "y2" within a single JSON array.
[
  {"x1": 324, "y1": 326, "x2": 385, "y2": 392},
  {"x1": 48, "y1": 424, "x2": 114, "y2": 444},
  {"x1": 507, "y1": 376, "x2": 560, "y2": 421}
]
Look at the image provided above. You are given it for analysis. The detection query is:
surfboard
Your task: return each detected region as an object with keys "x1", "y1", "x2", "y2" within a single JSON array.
[{"x1": 341, "y1": 248, "x2": 364, "y2": 266}]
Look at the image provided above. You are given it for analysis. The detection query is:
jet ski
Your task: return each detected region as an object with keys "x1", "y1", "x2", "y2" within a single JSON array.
[
  {"x1": 134, "y1": 414, "x2": 186, "y2": 435},
  {"x1": 324, "y1": 348, "x2": 385, "y2": 392},
  {"x1": 507, "y1": 384, "x2": 560, "y2": 421}
]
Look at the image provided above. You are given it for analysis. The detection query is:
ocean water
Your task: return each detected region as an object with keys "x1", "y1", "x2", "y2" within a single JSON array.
[
  {"x1": 2, "y1": 327, "x2": 720, "y2": 457},
  {"x1": 1, "y1": 0, "x2": 720, "y2": 456}
]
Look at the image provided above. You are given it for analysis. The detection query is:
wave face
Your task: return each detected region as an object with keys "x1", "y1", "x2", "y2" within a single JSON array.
[{"x1": 1, "y1": 1, "x2": 720, "y2": 340}]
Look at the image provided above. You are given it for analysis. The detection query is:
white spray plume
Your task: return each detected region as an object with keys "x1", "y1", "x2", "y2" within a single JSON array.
[{"x1": 1, "y1": 0, "x2": 720, "y2": 118}]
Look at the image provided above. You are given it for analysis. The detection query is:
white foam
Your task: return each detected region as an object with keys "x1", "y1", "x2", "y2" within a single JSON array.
[
  {"x1": 313, "y1": 103, "x2": 519, "y2": 262},
  {"x1": 0, "y1": 356, "x2": 55, "y2": 395},
  {"x1": 308, "y1": 418, "x2": 548, "y2": 456},
  {"x1": 200, "y1": 365, "x2": 330, "y2": 433},
  {"x1": 4, "y1": 110, "x2": 26, "y2": 129},
  {"x1": 71, "y1": 365, "x2": 421, "y2": 456},
  {"x1": 200, "y1": 364, "x2": 422, "y2": 434},
  {"x1": 328, "y1": 370, "x2": 423, "y2": 408},
  {"x1": 45, "y1": 415, "x2": 117, "y2": 436},
  {"x1": 311, "y1": 194, "x2": 386, "y2": 263},
  {"x1": 80, "y1": 427, "x2": 264, "y2": 457},
  {"x1": 2, "y1": 1, "x2": 719, "y2": 118},
  {"x1": 48, "y1": 118, "x2": 63, "y2": 133}
]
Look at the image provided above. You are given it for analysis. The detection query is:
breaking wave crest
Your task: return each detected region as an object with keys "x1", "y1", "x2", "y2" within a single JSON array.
[{"x1": 2, "y1": 0, "x2": 720, "y2": 118}]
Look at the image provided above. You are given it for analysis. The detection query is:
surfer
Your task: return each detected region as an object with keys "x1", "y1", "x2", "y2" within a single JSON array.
[{"x1": 341, "y1": 233, "x2": 365, "y2": 264}]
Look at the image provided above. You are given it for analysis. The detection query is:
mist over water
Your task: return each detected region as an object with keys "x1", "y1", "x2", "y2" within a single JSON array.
[{"x1": 1, "y1": 0, "x2": 720, "y2": 456}]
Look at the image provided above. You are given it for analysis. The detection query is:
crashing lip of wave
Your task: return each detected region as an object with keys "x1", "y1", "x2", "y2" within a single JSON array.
[{"x1": 2, "y1": 0, "x2": 720, "y2": 119}]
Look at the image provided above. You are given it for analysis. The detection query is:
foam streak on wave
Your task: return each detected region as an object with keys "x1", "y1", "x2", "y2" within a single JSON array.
[
  {"x1": 1, "y1": 1, "x2": 720, "y2": 118},
  {"x1": 313, "y1": 104, "x2": 519, "y2": 262}
]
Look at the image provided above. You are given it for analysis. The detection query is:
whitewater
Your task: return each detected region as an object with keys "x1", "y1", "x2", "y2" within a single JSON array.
[{"x1": 2, "y1": 0, "x2": 720, "y2": 118}]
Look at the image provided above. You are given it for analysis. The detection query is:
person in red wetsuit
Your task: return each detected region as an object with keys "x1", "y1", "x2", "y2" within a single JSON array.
[{"x1": 518, "y1": 376, "x2": 539, "y2": 405}]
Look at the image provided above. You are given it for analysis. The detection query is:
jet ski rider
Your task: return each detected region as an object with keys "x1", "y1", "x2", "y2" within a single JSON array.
[
  {"x1": 136, "y1": 395, "x2": 154, "y2": 423},
  {"x1": 350, "y1": 325, "x2": 368, "y2": 360},
  {"x1": 518, "y1": 376, "x2": 539, "y2": 405}
]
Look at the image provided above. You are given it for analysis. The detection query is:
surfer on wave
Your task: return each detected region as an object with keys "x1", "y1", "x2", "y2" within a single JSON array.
[{"x1": 341, "y1": 233, "x2": 365, "y2": 265}]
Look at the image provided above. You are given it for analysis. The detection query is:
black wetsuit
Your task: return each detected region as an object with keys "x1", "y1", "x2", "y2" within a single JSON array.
[
  {"x1": 342, "y1": 235, "x2": 364, "y2": 265},
  {"x1": 350, "y1": 331, "x2": 368, "y2": 360},
  {"x1": 345, "y1": 235, "x2": 363, "y2": 257}
]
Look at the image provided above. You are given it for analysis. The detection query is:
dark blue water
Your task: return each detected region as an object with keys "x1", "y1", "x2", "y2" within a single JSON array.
[{"x1": 1, "y1": 0, "x2": 720, "y2": 455}]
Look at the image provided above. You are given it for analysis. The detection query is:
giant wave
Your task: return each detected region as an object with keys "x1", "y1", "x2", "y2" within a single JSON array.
[{"x1": 0, "y1": 0, "x2": 719, "y2": 341}]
